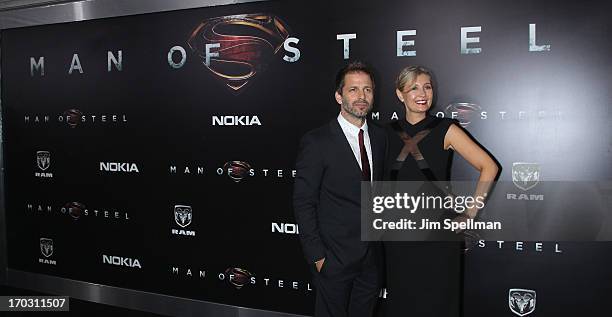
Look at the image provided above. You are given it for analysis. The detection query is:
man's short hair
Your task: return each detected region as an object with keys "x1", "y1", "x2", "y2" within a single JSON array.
[{"x1": 335, "y1": 61, "x2": 375, "y2": 94}]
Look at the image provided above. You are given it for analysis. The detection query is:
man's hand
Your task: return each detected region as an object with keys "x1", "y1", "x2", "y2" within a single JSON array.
[{"x1": 315, "y1": 258, "x2": 326, "y2": 272}]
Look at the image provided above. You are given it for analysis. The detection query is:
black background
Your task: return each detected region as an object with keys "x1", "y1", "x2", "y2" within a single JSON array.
[{"x1": 2, "y1": 0, "x2": 611, "y2": 316}]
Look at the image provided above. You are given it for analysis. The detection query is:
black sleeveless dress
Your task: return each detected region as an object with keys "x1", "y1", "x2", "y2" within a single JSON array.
[{"x1": 383, "y1": 116, "x2": 462, "y2": 317}]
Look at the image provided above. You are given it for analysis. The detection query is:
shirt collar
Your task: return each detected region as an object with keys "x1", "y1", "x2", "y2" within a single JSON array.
[{"x1": 337, "y1": 113, "x2": 368, "y2": 135}]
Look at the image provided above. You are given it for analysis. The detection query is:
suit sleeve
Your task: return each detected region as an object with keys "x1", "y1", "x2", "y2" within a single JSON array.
[{"x1": 293, "y1": 133, "x2": 328, "y2": 264}]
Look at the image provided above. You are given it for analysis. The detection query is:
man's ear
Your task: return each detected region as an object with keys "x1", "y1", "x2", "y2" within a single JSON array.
[{"x1": 334, "y1": 91, "x2": 343, "y2": 105}]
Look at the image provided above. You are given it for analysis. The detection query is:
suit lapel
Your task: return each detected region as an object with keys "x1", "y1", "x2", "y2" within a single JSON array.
[{"x1": 329, "y1": 120, "x2": 363, "y2": 176}]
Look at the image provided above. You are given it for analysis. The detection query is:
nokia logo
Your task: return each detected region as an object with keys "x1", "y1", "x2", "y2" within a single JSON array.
[
  {"x1": 212, "y1": 115, "x2": 261, "y2": 126},
  {"x1": 102, "y1": 255, "x2": 142, "y2": 269},
  {"x1": 100, "y1": 162, "x2": 140, "y2": 173},
  {"x1": 271, "y1": 222, "x2": 299, "y2": 234}
]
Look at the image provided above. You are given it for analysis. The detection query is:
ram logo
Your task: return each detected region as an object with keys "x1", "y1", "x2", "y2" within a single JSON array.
[{"x1": 509, "y1": 288, "x2": 536, "y2": 316}]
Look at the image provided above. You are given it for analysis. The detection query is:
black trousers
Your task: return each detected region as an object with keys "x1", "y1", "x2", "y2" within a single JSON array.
[
  {"x1": 311, "y1": 246, "x2": 382, "y2": 317},
  {"x1": 383, "y1": 242, "x2": 462, "y2": 317}
]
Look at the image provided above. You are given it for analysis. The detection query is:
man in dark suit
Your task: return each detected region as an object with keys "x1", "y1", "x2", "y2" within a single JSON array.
[{"x1": 293, "y1": 61, "x2": 386, "y2": 317}]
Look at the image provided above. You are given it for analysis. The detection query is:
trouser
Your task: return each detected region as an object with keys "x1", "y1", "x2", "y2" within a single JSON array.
[
  {"x1": 383, "y1": 241, "x2": 462, "y2": 317},
  {"x1": 312, "y1": 246, "x2": 381, "y2": 317}
]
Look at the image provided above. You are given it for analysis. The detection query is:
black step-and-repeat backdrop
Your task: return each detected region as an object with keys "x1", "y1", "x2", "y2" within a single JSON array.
[{"x1": 2, "y1": 0, "x2": 611, "y2": 316}]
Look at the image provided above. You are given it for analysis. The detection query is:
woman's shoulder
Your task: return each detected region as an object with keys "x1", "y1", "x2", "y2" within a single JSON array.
[
  {"x1": 431, "y1": 116, "x2": 460, "y2": 130},
  {"x1": 430, "y1": 115, "x2": 455, "y2": 123}
]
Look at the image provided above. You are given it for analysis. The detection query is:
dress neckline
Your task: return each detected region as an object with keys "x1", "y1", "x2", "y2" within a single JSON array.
[
  {"x1": 403, "y1": 115, "x2": 433, "y2": 127},
  {"x1": 398, "y1": 115, "x2": 436, "y2": 136},
  {"x1": 407, "y1": 117, "x2": 427, "y2": 125}
]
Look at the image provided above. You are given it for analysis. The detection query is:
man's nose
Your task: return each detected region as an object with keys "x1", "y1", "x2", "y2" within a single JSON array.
[{"x1": 357, "y1": 89, "x2": 366, "y2": 99}]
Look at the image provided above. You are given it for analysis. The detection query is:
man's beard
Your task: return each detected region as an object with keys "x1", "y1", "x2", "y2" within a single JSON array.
[{"x1": 342, "y1": 100, "x2": 372, "y2": 118}]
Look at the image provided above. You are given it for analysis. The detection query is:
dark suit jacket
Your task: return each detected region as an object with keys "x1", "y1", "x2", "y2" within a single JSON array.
[{"x1": 293, "y1": 118, "x2": 387, "y2": 271}]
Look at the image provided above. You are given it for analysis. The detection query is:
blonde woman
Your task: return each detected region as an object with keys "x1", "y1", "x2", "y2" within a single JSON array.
[{"x1": 383, "y1": 66, "x2": 498, "y2": 316}]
